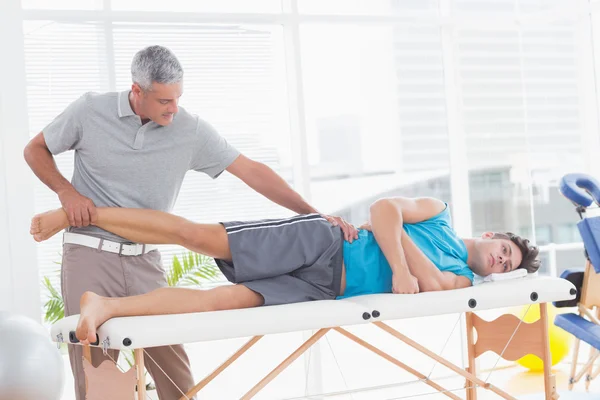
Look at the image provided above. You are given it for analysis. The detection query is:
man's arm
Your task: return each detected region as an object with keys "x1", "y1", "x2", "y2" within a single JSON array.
[
  {"x1": 226, "y1": 154, "x2": 316, "y2": 214},
  {"x1": 368, "y1": 197, "x2": 446, "y2": 293},
  {"x1": 24, "y1": 132, "x2": 96, "y2": 227},
  {"x1": 401, "y1": 231, "x2": 471, "y2": 291},
  {"x1": 226, "y1": 154, "x2": 359, "y2": 241},
  {"x1": 24, "y1": 132, "x2": 73, "y2": 195}
]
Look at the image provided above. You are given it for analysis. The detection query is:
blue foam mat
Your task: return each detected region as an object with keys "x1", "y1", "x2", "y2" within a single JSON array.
[{"x1": 555, "y1": 313, "x2": 600, "y2": 350}]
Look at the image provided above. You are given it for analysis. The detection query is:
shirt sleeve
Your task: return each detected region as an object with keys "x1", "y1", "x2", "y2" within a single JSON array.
[
  {"x1": 421, "y1": 203, "x2": 452, "y2": 226},
  {"x1": 42, "y1": 93, "x2": 88, "y2": 155},
  {"x1": 457, "y1": 265, "x2": 475, "y2": 283},
  {"x1": 190, "y1": 118, "x2": 240, "y2": 178}
]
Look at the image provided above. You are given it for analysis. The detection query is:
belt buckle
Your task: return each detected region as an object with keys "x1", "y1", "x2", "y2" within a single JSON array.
[{"x1": 118, "y1": 243, "x2": 145, "y2": 256}]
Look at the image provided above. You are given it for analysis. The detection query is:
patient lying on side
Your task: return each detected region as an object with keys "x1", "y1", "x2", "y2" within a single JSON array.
[{"x1": 30, "y1": 196, "x2": 540, "y2": 345}]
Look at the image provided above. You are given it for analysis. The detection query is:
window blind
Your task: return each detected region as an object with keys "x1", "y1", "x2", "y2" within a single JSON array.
[{"x1": 23, "y1": 20, "x2": 109, "y2": 294}]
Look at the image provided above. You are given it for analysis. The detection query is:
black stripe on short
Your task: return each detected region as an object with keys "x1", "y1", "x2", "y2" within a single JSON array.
[{"x1": 225, "y1": 213, "x2": 325, "y2": 233}]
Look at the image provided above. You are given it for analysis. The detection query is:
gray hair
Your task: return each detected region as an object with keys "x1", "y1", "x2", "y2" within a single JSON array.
[{"x1": 131, "y1": 45, "x2": 183, "y2": 91}]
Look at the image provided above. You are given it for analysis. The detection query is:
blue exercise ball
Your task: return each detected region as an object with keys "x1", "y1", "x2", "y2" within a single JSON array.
[{"x1": 0, "y1": 312, "x2": 65, "y2": 400}]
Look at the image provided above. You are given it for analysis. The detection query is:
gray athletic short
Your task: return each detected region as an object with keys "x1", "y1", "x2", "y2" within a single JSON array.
[{"x1": 214, "y1": 213, "x2": 344, "y2": 306}]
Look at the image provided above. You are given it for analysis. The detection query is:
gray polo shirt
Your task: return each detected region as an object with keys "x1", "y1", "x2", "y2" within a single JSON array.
[{"x1": 43, "y1": 90, "x2": 240, "y2": 242}]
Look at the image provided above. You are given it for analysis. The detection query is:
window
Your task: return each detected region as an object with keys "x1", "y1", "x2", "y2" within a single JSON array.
[
  {"x1": 535, "y1": 225, "x2": 552, "y2": 245},
  {"x1": 520, "y1": 225, "x2": 553, "y2": 246},
  {"x1": 452, "y1": 0, "x2": 565, "y2": 14},
  {"x1": 299, "y1": 0, "x2": 439, "y2": 15},
  {"x1": 23, "y1": 20, "x2": 109, "y2": 290},
  {"x1": 21, "y1": 0, "x2": 102, "y2": 10},
  {"x1": 458, "y1": 21, "x2": 586, "y2": 247},
  {"x1": 303, "y1": 24, "x2": 452, "y2": 224},
  {"x1": 557, "y1": 223, "x2": 580, "y2": 244},
  {"x1": 21, "y1": 0, "x2": 280, "y2": 12},
  {"x1": 111, "y1": 0, "x2": 280, "y2": 13}
]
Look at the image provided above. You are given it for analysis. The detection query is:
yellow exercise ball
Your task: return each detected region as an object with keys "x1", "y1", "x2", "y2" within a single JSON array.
[{"x1": 512, "y1": 304, "x2": 572, "y2": 371}]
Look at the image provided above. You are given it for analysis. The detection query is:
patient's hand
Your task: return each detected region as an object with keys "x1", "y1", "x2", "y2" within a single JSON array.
[{"x1": 392, "y1": 271, "x2": 419, "y2": 294}]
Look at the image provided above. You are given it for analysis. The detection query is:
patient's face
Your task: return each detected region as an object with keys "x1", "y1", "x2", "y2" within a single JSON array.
[{"x1": 472, "y1": 234, "x2": 523, "y2": 277}]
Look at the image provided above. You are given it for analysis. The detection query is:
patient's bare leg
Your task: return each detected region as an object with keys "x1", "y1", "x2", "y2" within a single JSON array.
[
  {"x1": 76, "y1": 285, "x2": 263, "y2": 344},
  {"x1": 31, "y1": 207, "x2": 232, "y2": 260}
]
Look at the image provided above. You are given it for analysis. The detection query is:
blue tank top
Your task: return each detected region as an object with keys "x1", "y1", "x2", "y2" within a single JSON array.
[{"x1": 337, "y1": 204, "x2": 473, "y2": 299}]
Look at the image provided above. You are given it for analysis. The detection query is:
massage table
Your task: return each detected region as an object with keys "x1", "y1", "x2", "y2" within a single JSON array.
[{"x1": 51, "y1": 274, "x2": 575, "y2": 399}]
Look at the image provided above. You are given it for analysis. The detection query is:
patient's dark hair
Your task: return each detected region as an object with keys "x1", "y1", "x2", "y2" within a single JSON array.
[{"x1": 492, "y1": 232, "x2": 541, "y2": 273}]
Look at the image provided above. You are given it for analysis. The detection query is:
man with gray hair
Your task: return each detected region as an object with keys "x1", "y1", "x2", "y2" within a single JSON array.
[{"x1": 24, "y1": 45, "x2": 358, "y2": 400}]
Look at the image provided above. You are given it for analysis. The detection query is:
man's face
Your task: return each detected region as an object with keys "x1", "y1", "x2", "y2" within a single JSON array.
[
  {"x1": 471, "y1": 233, "x2": 523, "y2": 277},
  {"x1": 132, "y1": 81, "x2": 183, "y2": 126}
]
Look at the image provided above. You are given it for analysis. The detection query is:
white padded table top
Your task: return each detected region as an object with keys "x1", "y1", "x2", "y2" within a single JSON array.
[{"x1": 51, "y1": 276, "x2": 575, "y2": 350}]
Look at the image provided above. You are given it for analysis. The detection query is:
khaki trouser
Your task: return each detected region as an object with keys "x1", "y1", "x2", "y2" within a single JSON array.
[{"x1": 61, "y1": 241, "x2": 196, "y2": 400}]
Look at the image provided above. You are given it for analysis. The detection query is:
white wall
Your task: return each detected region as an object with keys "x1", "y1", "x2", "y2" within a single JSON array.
[{"x1": 0, "y1": 0, "x2": 40, "y2": 320}]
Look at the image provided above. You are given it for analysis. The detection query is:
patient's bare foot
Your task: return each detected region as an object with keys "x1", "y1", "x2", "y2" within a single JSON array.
[
  {"x1": 76, "y1": 292, "x2": 113, "y2": 345},
  {"x1": 30, "y1": 209, "x2": 69, "y2": 242}
]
